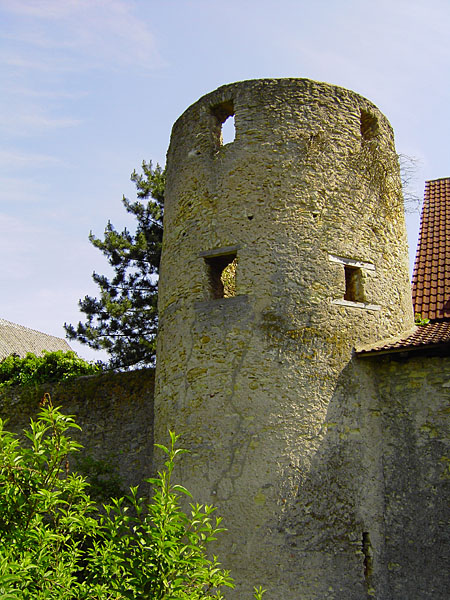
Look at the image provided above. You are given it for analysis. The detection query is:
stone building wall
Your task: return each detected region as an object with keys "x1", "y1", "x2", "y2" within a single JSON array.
[
  {"x1": 279, "y1": 351, "x2": 450, "y2": 600},
  {"x1": 0, "y1": 347, "x2": 447, "y2": 598},
  {"x1": 0, "y1": 369, "x2": 155, "y2": 494},
  {"x1": 369, "y1": 353, "x2": 449, "y2": 599},
  {"x1": 154, "y1": 79, "x2": 415, "y2": 598}
]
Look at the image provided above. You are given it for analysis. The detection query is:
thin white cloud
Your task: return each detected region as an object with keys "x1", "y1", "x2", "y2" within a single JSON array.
[
  {"x1": 2, "y1": 84, "x2": 88, "y2": 99},
  {"x1": 0, "y1": 213, "x2": 36, "y2": 234},
  {"x1": 0, "y1": 107, "x2": 81, "y2": 136},
  {"x1": 0, "y1": 149, "x2": 62, "y2": 169},
  {"x1": 1, "y1": 51, "x2": 81, "y2": 73},
  {"x1": 0, "y1": 0, "x2": 80, "y2": 18},
  {"x1": 0, "y1": 0, "x2": 164, "y2": 71},
  {"x1": 0, "y1": 213, "x2": 37, "y2": 278},
  {"x1": 0, "y1": 1, "x2": 163, "y2": 140},
  {"x1": 0, "y1": 175, "x2": 50, "y2": 206}
]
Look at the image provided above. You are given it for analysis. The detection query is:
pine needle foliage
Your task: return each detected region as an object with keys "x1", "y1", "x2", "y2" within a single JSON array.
[{"x1": 64, "y1": 161, "x2": 164, "y2": 370}]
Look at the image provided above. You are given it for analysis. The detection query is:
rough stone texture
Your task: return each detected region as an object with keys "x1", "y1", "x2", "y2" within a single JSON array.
[
  {"x1": 154, "y1": 79, "x2": 416, "y2": 598},
  {"x1": 369, "y1": 354, "x2": 450, "y2": 599},
  {"x1": 280, "y1": 353, "x2": 450, "y2": 600},
  {"x1": 0, "y1": 369, "x2": 155, "y2": 493}
]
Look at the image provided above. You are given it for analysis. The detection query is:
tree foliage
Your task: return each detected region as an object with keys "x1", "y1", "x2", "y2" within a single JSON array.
[
  {"x1": 0, "y1": 351, "x2": 101, "y2": 389},
  {"x1": 64, "y1": 161, "x2": 165, "y2": 370},
  {"x1": 0, "y1": 394, "x2": 263, "y2": 600},
  {"x1": 0, "y1": 397, "x2": 265, "y2": 599}
]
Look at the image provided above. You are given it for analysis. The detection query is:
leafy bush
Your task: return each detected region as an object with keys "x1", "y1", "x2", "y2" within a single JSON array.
[
  {"x1": 0, "y1": 396, "x2": 265, "y2": 599},
  {"x1": 74, "y1": 452, "x2": 126, "y2": 503},
  {"x1": 0, "y1": 350, "x2": 102, "y2": 389}
]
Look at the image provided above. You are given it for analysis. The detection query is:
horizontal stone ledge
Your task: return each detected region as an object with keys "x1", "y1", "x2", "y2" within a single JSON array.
[
  {"x1": 331, "y1": 298, "x2": 381, "y2": 311},
  {"x1": 198, "y1": 245, "x2": 241, "y2": 258}
]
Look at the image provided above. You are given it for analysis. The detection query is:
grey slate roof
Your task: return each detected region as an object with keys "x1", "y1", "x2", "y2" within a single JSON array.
[{"x1": 0, "y1": 318, "x2": 72, "y2": 361}]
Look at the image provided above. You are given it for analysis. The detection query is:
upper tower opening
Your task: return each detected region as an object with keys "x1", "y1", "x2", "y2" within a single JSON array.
[
  {"x1": 211, "y1": 100, "x2": 235, "y2": 146},
  {"x1": 360, "y1": 109, "x2": 379, "y2": 141}
]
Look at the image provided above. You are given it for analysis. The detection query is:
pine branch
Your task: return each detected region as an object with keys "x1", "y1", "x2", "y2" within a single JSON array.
[{"x1": 64, "y1": 161, "x2": 165, "y2": 369}]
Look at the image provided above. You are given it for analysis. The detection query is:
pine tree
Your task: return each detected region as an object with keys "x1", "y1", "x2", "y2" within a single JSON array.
[{"x1": 64, "y1": 161, "x2": 164, "y2": 369}]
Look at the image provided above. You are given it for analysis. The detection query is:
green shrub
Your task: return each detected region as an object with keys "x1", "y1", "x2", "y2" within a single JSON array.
[
  {"x1": 74, "y1": 452, "x2": 126, "y2": 503},
  {"x1": 414, "y1": 313, "x2": 430, "y2": 326},
  {"x1": 0, "y1": 350, "x2": 102, "y2": 389},
  {"x1": 0, "y1": 395, "x2": 264, "y2": 599}
]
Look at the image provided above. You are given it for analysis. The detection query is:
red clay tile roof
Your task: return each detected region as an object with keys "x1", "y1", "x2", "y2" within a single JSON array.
[
  {"x1": 357, "y1": 322, "x2": 450, "y2": 355},
  {"x1": 411, "y1": 177, "x2": 450, "y2": 321},
  {"x1": 358, "y1": 177, "x2": 450, "y2": 356}
]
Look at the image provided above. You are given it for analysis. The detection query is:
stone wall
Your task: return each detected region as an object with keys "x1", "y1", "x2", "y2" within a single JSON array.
[
  {"x1": 0, "y1": 351, "x2": 447, "y2": 598},
  {"x1": 155, "y1": 78, "x2": 415, "y2": 598},
  {"x1": 279, "y1": 351, "x2": 450, "y2": 600},
  {"x1": 370, "y1": 353, "x2": 449, "y2": 599},
  {"x1": 0, "y1": 369, "x2": 155, "y2": 494}
]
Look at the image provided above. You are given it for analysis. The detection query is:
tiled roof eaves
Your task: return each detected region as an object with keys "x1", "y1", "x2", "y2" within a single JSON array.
[
  {"x1": 356, "y1": 321, "x2": 450, "y2": 357},
  {"x1": 357, "y1": 340, "x2": 450, "y2": 358}
]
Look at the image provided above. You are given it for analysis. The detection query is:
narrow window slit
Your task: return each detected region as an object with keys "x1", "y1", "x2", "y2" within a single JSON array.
[
  {"x1": 221, "y1": 114, "x2": 235, "y2": 144},
  {"x1": 344, "y1": 265, "x2": 365, "y2": 302},
  {"x1": 361, "y1": 531, "x2": 374, "y2": 588}
]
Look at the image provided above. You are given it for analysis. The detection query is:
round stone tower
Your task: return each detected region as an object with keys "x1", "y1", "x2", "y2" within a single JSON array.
[{"x1": 154, "y1": 79, "x2": 414, "y2": 599}]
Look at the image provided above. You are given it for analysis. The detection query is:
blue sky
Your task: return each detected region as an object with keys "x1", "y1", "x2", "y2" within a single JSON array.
[{"x1": 1, "y1": 0, "x2": 449, "y2": 362}]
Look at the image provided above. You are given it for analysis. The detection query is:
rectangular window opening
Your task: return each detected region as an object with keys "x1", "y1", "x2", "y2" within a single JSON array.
[
  {"x1": 205, "y1": 254, "x2": 237, "y2": 299},
  {"x1": 210, "y1": 100, "x2": 235, "y2": 146},
  {"x1": 221, "y1": 114, "x2": 235, "y2": 144},
  {"x1": 360, "y1": 109, "x2": 379, "y2": 140},
  {"x1": 344, "y1": 265, "x2": 365, "y2": 302}
]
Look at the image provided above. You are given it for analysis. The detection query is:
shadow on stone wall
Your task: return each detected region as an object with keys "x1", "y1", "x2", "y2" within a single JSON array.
[{"x1": 278, "y1": 355, "x2": 449, "y2": 600}]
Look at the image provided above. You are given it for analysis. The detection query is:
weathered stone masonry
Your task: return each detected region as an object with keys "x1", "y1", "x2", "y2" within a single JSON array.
[
  {"x1": 154, "y1": 78, "x2": 444, "y2": 599},
  {"x1": 0, "y1": 369, "x2": 155, "y2": 492}
]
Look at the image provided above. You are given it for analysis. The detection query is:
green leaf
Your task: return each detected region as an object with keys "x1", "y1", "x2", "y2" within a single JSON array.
[{"x1": 171, "y1": 485, "x2": 193, "y2": 498}]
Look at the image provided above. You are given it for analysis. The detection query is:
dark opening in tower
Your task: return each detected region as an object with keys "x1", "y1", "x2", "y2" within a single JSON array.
[
  {"x1": 344, "y1": 265, "x2": 365, "y2": 302},
  {"x1": 360, "y1": 110, "x2": 379, "y2": 140},
  {"x1": 205, "y1": 253, "x2": 237, "y2": 299},
  {"x1": 361, "y1": 532, "x2": 374, "y2": 588},
  {"x1": 211, "y1": 100, "x2": 235, "y2": 145}
]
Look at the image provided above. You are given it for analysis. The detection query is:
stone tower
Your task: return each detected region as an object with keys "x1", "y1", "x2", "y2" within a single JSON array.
[{"x1": 154, "y1": 79, "x2": 414, "y2": 599}]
